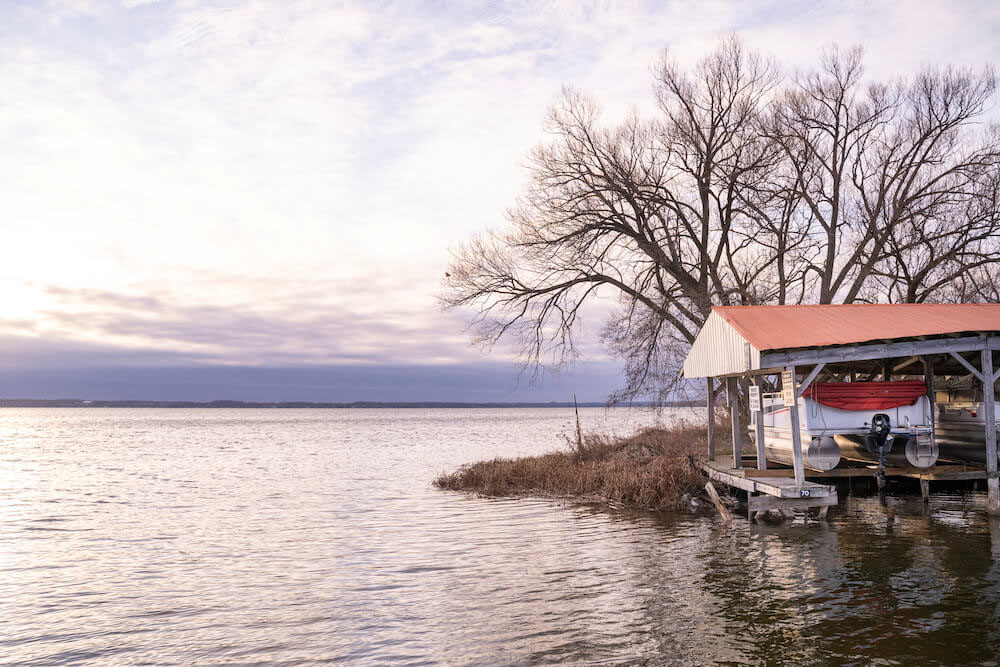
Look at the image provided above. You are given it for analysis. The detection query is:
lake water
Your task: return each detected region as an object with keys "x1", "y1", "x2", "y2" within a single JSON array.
[{"x1": 2, "y1": 408, "x2": 1000, "y2": 665}]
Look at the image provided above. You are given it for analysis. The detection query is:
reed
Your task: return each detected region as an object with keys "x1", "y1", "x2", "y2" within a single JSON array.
[{"x1": 434, "y1": 421, "x2": 731, "y2": 512}]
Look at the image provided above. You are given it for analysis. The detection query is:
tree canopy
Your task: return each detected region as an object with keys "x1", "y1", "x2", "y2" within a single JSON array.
[{"x1": 442, "y1": 38, "x2": 1000, "y2": 402}]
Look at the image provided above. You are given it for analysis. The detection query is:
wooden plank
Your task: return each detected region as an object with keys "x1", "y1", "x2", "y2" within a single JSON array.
[
  {"x1": 749, "y1": 492, "x2": 838, "y2": 512},
  {"x1": 745, "y1": 468, "x2": 795, "y2": 478},
  {"x1": 728, "y1": 377, "x2": 742, "y2": 470},
  {"x1": 706, "y1": 377, "x2": 715, "y2": 461},
  {"x1": 982, "y1": 349, "x2": 999, "y2": 513},
  {"x1": 745, "y1": 463, "x2": 984, "y2": 480},
  {"x1": 752, "y1": 379, "x2": 766, "y2": 470},
  {"x1": 796, "y1": 363, "x2": 826, "y2": 398},
  {"x1": 705, "y1": 482, "x2": 731, "y2": 523},
  {"x1": 803, "y1": 467, "x2": 878, "y2": 478},
  {"x1": 759, "y1": 476, "x2": 834, "y2": 498},
  {"x1": 786, "y1": 366, "x2": 805, "y2": 485},
  {"x1": 920, "y1": 470, "x2": 987, "y2": 481},
  {"x1": 759, "y1": 335, "x2": 991, "y2": 370},
  {"x1": 951, "y1": 351, "x2": 985, "y2": 383},
  {"x1": 924, "y1": 356, "x2": 935, "y2": 435},
  {"x1": 701, "y1": 460, "x2": 835, "y2": 498},
  {"x1": 701, "y1": 463, "x2": 757, "y2": 493}
]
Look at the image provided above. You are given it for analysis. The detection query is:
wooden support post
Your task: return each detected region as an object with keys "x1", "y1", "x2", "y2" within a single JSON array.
[
  {"x1": 982, "y1": 349, "x2": 999, "y2": 514},
  {"x1": 706, "y1": 377, "x2": 715, "y2": 461},
  {"x1": 757, "y1": 380, "x2": 767, "y2": 470},
  {"x1": 817, "y1": 505, "x2": 830, "y2": 520},
  {"x1": 728, "y1": 376, "x2": 742, "y2": 470},
  {"x1": 785, "y1": 366, "x2": 805, "y2": 486},
  {"x1": 882, "y1": 359, "x2": 891, "y2": 381},
  {"x1": 920, "y1": 478, "x2": 930, "y2": 503},
  {"x1": 705, "y1": 482, "x2": 731, "y2": 523},
  {"x1": 923, "y1": 356, "x2": 935, "y2": 433}
]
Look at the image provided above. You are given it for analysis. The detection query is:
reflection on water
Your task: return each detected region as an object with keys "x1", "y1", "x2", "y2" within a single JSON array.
[{"x1": 1, "y1": 408, "x2": 999, "y2": 664}]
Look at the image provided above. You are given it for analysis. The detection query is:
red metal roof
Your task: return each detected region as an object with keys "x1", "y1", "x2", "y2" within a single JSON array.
[{"x1": 713, "y1": 303, "x2": 1000, "y2": 351}]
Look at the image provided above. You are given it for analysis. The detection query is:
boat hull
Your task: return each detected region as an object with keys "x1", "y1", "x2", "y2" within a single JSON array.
[
  {"x1": 935, "y1": 403, "x2": 999, "y2": 465},
  {"x1": 755, "y1": 427, "x2": 841, "y2": 471},
  {"x1": 935, "y1": 422, "x2": 990, "y2": 464}
]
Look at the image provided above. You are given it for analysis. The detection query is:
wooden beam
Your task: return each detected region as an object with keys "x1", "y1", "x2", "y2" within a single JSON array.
[
  {"x1": 759, "y1": 335, "x2": 993, "y2": 370},
  {"x1": 752, "y1": 378, "x2": 766, "y2": 471},
  {"x1": 982, "y1": 349, "x2": 999, "y2": 514},
  {"x1": 727, "y1": 376, "x2": 742, "y2": 470},
  {"x1": 923, "y1": 356, "x2": 935, "y2": 434},
  {"x1": 894, "y1": 356, "x2": 921, "y2": 372},
  {"x1": 950, "y1": 351, "x2": 985, "y2": 383},
  {"x1": 748, "y1": 493, "x2": 837, "y2": 512},
  {"x1": 705, "y1": 482, "x2": 731, "y2": 523},
  {"x1": 706, "y1": 377, "x2": 715, "y2": 461},
  {"x1": 796, "y1": 363, "x2": 826, "y2": 398},
  {"x1": 785, "y1": 366, "x2": 805, "y2": 486},
  {"x1": 700, "y1": 460, "x2": 835, "y2": 498}
]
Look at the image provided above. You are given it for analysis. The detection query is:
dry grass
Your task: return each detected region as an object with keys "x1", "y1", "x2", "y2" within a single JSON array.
[{"x1": 434, "y1": 421, "x2": 731, "y2": 512}]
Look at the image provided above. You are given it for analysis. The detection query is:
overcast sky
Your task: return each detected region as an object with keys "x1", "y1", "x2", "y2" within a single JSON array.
[{"x1": 1, "y1": 0, "x2": 998, "y2": 401}]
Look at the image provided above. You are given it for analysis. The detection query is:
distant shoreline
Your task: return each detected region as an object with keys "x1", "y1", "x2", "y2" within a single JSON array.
[{"x1": 0, "y1": 399, "x2": 695, "y2": 409}]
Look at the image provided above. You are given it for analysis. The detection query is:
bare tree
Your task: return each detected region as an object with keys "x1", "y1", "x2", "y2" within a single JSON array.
[
  {"x1": 442, "y1": 38, "x2": 1000, "y2": 403},
  {"x1": 769, "y1": 47, "x2": 1000, "y2": 304}
]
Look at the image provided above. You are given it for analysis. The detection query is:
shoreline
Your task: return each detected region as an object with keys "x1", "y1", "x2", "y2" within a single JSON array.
[{"x1": 435, "y1": 423, "x2": 732, "y2": 513}]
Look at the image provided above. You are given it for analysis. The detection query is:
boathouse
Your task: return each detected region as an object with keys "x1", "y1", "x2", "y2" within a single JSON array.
[{"x1": 680, "y1": 303, "x2": 1000, "y2": 517}]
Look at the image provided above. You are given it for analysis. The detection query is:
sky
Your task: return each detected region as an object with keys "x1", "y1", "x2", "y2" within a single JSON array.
[{"x1": 1, "y1": 0, "x2": 999, "y2": 402}]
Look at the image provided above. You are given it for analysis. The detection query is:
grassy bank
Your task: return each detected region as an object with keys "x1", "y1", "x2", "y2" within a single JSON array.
[{"x1": 435, "y1": 421, "x2": 732, "y2": 512}]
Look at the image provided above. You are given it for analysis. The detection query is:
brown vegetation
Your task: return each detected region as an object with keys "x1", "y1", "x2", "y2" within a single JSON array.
[{"x1": 434, "y1": 421, "x2": 731, "y2": 512}]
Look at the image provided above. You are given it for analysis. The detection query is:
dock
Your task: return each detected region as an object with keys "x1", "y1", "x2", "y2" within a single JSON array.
[
  {"x1": 702, "y1": 455, "x2": 989, "y2": 520},
  {"x1": 701, "y1": 458, "x2": 838, "y2": 517}
]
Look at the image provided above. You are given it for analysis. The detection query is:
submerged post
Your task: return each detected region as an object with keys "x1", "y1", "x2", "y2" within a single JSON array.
[
  {"x1": 706, "y1": 377, "x2": 716, "y2": 461},
  {"x1": 728, "y1": 376, "x2": 742, "y2": 470},
  {"x1": 784, "y1": 366, "x2": 805, "y2": 486},
  {"x1": 982, "y1": 349, "x2": 999, "y2": 514}
]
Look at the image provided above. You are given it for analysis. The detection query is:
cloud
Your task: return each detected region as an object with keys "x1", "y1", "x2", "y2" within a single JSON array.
[
  {"x1": 0, "y1": 0, "x2": 998, "y2": 400},
  {"x1": 17, "y1": 282, "x2": 479, "y2": 366},
  {"x1": 0, "y1": 332, "x2": 624, "y2": 401}
]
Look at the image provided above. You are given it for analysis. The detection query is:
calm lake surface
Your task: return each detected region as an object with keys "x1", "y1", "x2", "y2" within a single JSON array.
[{"x1": 2, "y1": 407, "x2": 1000, "y2": 665}]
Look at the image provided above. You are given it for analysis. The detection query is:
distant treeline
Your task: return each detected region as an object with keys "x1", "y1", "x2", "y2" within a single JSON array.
[{"x1": 0, "y1": 399, "x2": 698, "y2": 409}]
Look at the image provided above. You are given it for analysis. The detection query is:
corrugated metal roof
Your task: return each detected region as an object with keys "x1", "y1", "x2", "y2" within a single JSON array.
[
  {"x1": 714, "y1": 303, "x2": 1000, "y2": 351},
  {"x1": 681, "y1": 303, "x2": 1000, "y2": 379}
]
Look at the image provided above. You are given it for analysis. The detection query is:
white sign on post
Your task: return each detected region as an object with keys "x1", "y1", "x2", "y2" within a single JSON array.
[
  {"x1": 748, "y1": 385, "x2": 761, "y2": 413},
  {"x1": 781, "y1": 370, "x2": 796, "y2": 407}
]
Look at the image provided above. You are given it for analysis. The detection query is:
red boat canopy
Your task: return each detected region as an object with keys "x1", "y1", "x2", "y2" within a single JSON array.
[{"x1": 803, "y1": 380, "x2": 927, "y2": 411}]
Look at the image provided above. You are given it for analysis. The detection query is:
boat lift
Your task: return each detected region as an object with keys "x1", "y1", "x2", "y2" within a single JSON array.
[{"x1": 680, "y1": 304, "x2": 1000, "y2": 519}]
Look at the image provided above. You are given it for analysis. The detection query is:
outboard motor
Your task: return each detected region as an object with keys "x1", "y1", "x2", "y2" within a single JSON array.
[
  {"x1": 870, "y1": 414, "x2": 891, "y2": 452},
  {"x1": 870, "y1": 413, "x2": 891, "y2": 489}
]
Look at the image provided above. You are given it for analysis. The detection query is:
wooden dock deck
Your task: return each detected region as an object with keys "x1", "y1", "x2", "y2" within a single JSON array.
[
  {"x1": 702, "y1": 456, "x2": 988, "y2": 519},
  {"x1": 701, "y1": 458, "x2": 838, "y2": 514}
]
